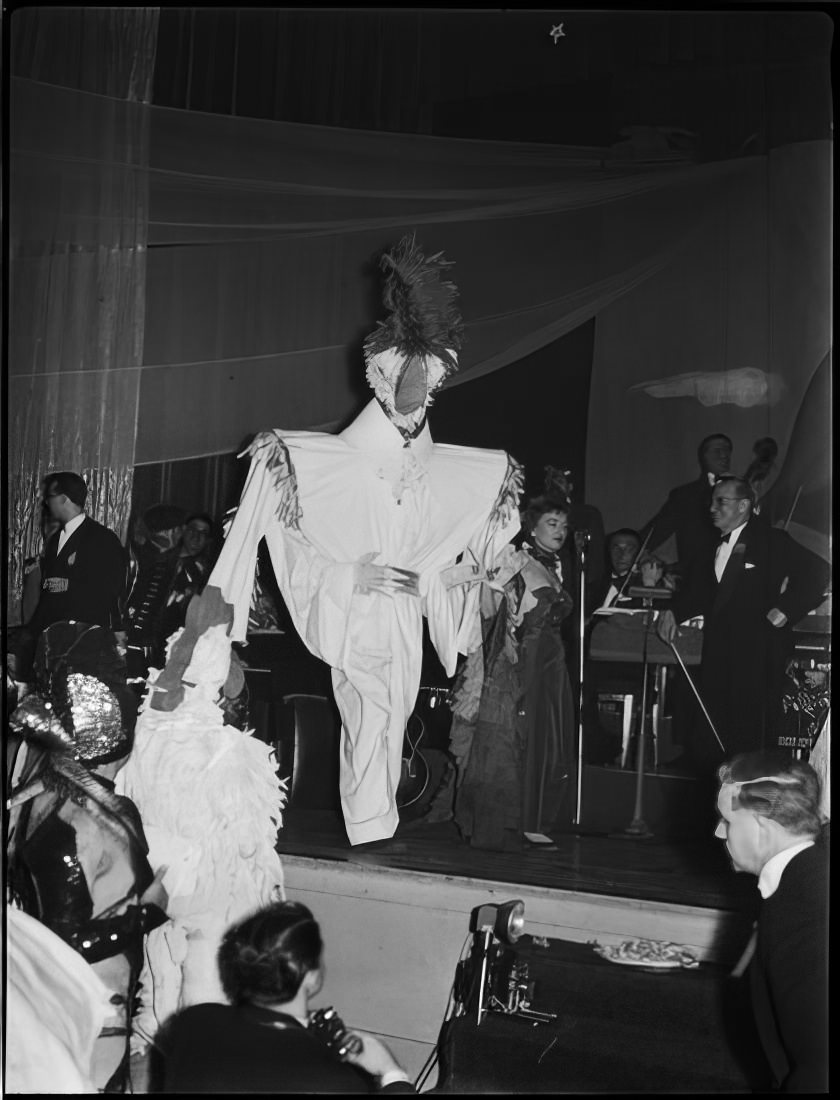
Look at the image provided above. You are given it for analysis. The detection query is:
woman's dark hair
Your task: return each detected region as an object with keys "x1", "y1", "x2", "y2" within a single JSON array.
[
  {"x1": 522, "y1": 493, "x2": 569, "y2": 537},
  {"x1": 218, "y1": 901, "x2": 323, "y2": 1006}
]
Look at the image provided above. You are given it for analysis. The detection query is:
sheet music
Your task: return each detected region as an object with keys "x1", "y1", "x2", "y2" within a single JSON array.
[{"x1": 592, "y1": 607, "x2": 649, "y2": 617}]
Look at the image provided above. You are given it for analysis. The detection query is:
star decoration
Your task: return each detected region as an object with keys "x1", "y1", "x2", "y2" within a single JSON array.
[{"x1": 550, "y1": 23, "x2": 565, "y2": 44}]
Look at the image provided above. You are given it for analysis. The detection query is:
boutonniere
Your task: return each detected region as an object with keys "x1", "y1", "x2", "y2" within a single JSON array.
[{"x1": 67, "y1": 552, "x2": 77, "y2": 566}]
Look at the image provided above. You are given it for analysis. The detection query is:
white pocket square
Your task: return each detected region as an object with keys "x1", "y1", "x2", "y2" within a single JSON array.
[{"x1": 745, "y1": 562, "x2": 756, "y2": 570}]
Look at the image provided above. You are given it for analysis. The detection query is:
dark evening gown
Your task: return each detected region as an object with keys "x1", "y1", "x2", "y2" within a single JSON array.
[{"x1": 453, "y1": 552, "x2": 576, "y2": 851}]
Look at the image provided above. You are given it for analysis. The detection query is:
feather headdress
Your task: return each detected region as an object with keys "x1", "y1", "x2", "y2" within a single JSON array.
[{"x1": 364, "y1": 234, "x2": 463, "y2": 382}]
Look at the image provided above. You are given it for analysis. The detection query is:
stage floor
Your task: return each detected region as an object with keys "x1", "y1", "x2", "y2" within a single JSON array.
[{"x1": 277, "y1": 809, "x2": 760, "y2": 916}]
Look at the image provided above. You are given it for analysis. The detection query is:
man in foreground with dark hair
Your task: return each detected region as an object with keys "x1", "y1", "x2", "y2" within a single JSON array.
[
  {"x1": 9, "y1": 471, "x2": 127, "y2": 680},
  {"x1": 160, "y1": 900, "x2": 416, "y2": 1093},
  {"x1": 715, "y1": 752, "x2": 828, "y2": 1093}
]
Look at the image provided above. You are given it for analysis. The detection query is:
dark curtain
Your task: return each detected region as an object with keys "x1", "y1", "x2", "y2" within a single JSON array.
[{"x1": 432, "y1": 321, "x2": 596, "y2": 501}]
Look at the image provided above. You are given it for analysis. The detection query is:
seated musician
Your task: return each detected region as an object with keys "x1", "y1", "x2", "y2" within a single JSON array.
[
  {"x1": 160, "y1": 900, "x2": 416, "y2": 1094},
  {"x1": 585, "y1": 531, "x2": 676, "y2": 764},
  {"x1": 595, "y1": 529, "x2": 675, "y2": 611}
]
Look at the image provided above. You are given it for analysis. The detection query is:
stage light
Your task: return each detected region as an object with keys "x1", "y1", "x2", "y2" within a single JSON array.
[
  {"x1": 454, "y1": 899, "x2": 554, "y2": 1027},
  {"x1": 470, "y1": 899, "x2": 526, "y2": 945}
]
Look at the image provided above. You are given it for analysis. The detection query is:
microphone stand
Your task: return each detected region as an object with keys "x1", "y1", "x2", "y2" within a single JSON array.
[
  {"x1": 574, "y1": 532, "x2": 589, "y2": 826},
  {"x1": 615, "y1": 585, "x2": 671, "y2": 840}
]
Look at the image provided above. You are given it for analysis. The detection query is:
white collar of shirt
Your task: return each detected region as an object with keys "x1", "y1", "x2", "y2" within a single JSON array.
[
  {"x1": 757, "y1": 839, "x2": 815, "y2": 899},
  {"x1": 57, "y1": 512, "x2": 86, "y2": 552},
  {"x1": 706, "y1": 472, "x2": 717, "y2": 487},
  {"x1": 714, "y1": 519, "x2": 748, "y2": 580}
]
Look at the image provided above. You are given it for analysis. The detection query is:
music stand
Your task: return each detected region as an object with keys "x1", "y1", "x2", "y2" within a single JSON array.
[{"x1": 616, "y1": 585, "x2": 672, "y2": 840}]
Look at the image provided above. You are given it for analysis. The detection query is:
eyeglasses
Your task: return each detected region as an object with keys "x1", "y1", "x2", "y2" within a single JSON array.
[{"x1": 711, "y1": 497, "x2": 747, "y2": 506}]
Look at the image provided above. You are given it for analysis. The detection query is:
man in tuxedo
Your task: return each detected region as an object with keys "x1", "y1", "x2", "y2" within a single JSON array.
[
  {"x1": 641, "y1": 432, "x2": 733, "y2": 586},
  {"x1": 715, "y1": 752, "x2": 827, "y2": 1093},
  {"x1": 10, "y1": 471, "x2": 127, "y2": 679},
  {"x1": 657, "y1": 476, "x2": 830, "y2": 762}
]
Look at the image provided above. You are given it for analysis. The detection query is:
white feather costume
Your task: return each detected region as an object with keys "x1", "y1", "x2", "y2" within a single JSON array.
[{"x1": 116, "y1": 624, "x2": 286, "y2": 1045}]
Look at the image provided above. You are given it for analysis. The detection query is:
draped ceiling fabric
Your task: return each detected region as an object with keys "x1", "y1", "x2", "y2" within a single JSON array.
[
  {"x1": 7, "y1": 8, "x2": 159, "y2": 622},
  {"x1": 139, "y1": 107, "x2": 770, "y2": 468},
  {"x1": 588, "y1": 138, "x2": 832, "y2": 539}
]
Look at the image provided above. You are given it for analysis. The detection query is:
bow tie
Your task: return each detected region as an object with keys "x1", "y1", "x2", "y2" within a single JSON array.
[{"x1": 718, "y1": 532, "x2": 731, "y2": 545}]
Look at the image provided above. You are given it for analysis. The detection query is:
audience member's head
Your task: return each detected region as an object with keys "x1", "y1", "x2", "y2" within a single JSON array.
[
  {"x1": 697, "y1": 434, "x2": 733, "y2": 478},
  {"x1": 11, "y1": 621, "x2": 137, "y2": 770},
  {"x1": 710, "y1": 475, "x2": 754, "y2": 536},
  {"x1": 715, "y1": 752, "x2": 823, "y2": 875},
  {"x1": 42, "y1": 472, "x2": 87, "y2": 522},
  {"x1": 607, "y1": 528, "x2": 641, "y2": 576},
  {"x1": 218, "y1": 901, "x2": 324, "y2": 1008},
  {"x1": 181, "y1": 513, "x2": 215, "y2": 559},
  {"x1": 140, "y1": 503, "x2": 188, "y2": 554},
  {"x1": 522, "y1": 494, "x2": 570, "y2": 555}
]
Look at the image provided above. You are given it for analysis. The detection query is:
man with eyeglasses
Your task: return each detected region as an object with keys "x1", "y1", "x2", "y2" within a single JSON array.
[
  {"x1": 9, "y1": 471, "x2": 127, "y2": 681},
  {"x1": 657, "y1": 476, "x2": 829, "y2": 764}
]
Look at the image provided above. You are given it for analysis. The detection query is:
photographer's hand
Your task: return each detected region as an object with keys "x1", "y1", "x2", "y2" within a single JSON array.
[{"x1": 345, "y1": 1033, "x2": 410, "y2": 1085}]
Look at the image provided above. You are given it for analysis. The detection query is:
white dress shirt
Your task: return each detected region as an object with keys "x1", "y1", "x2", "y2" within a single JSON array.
[
  {"x1": 57, "y1": 513, "x2": 86, "y2": 554},
  {"x1": 757, "y1": 839, "x2": 815, "y2": 899},
  {"x1": 714, "y1": 519, "x2": 747, "y2": 582}
]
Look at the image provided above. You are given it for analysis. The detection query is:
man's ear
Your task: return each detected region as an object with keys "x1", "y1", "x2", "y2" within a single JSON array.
[{"x1": 754, "y1": 812, "x2": 785, "y2": 855}]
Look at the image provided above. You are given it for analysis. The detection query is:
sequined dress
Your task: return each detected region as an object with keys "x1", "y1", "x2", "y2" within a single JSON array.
[{"x1": 452, "y1": 550, "x2": 576, "y2": 850}]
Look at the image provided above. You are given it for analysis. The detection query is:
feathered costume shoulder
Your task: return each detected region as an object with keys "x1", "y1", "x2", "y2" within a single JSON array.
[{"x1": 118, "y1": 623, "x2": 286, "y2": 920}]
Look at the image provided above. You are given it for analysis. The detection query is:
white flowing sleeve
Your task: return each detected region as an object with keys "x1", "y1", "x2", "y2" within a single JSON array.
[
  {"x1": 264, "y1": 526, "x2": 358, "y2": 672},
  {"x1": 425, "y1": 504, "x2": 521, "y2": 676},
  {"x1": 211, "y1": 432, "x2": 362, "y2": 669}
]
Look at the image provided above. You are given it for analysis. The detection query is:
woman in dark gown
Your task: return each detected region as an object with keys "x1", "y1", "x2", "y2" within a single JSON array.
[
  {"x1": 452, "y1": 494, "x2": 576, "y2": 850},
  {"x1": 7, "y1": 622, "x2": 167, "y2": 1092}
]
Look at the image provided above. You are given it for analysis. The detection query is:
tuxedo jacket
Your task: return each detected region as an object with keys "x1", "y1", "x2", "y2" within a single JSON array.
[
  {"x1": 669, "y1": 517, "x2": 829, "y2": 752},
  {"x1": 750, "y1": 843, "x2": 828, "y2": 1092},
  {"x1": 28, "y1": 516, "x2": 127, "y2": 636},
  {"x1": 671, "y1": 516, "x2": 830, "y2": 656},
  {"x1": 162, "y1": 1003, "x2": 417, "y2": 1094}
]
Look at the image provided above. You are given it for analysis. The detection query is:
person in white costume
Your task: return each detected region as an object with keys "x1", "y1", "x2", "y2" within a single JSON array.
[
  {"x1": 152, "y1": 236, "x2": 522, "y2": 845},
  {"x1": 116, "y1": 613, "x2": 287, "y2": 1046}
]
